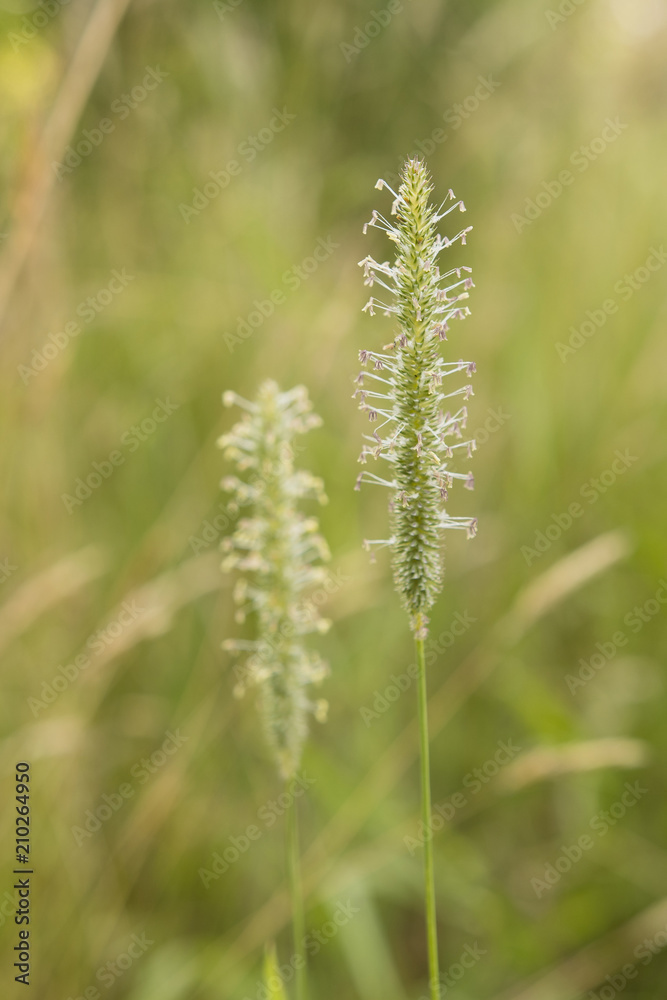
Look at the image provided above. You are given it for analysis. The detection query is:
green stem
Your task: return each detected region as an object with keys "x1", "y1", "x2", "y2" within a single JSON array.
[
  {"x1": 286, "y1": 782, "x2": 306, "y2": 1000},
  {"x1": 416, "y1": 636, "x2": 440, "y2": 1000}
]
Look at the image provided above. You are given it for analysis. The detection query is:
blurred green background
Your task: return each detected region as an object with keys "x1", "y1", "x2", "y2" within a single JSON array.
[{"x1": 1, "y1": 0, "x2": 667, "y2": 998}]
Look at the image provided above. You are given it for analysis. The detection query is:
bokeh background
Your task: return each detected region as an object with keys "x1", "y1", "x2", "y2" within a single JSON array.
[{"x1": 1, "y1": 0, "x2": 667, "y2": 997}]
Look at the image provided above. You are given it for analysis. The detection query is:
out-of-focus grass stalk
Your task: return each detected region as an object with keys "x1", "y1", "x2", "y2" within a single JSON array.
[
  {"x1": 286, "y1": 788, "x2": 306, "y2": 1000},
  {"x1": 220, "y1": 381, "x2": 330, "y2": 998}
]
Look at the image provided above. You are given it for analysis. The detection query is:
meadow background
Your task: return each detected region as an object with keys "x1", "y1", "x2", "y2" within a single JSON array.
[{"x1": 1, "y1": 0, "x2": 667, "y2": 998}]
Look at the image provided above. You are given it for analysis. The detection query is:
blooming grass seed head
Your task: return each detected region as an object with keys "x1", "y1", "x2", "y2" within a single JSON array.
[
  {"x1": 219, "y1": 380, "x2": 330, "y2": 780},
  {"x1": 354, "y1": 158, "x2": 477, "y2": 639}
]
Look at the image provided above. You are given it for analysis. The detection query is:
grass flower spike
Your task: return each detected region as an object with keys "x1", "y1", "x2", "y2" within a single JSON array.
[
  {"x1": 219, "y1": 379, "x2": 330, "y2": 781},
  {"x1": 355, "y1": 157, "x2": 477, "y2": 639},
  {"x1": 354, "y1": 158, "x2": 478, "y2": 1000},
  {"x1": 220, "y1": 379, "x2": 330, "y2": 1000}
]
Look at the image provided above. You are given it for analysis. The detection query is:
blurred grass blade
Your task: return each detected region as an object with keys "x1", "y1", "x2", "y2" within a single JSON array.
[
  {"x1": 263, "y1": 944, "x2": 288, "y2": 1000},
  {"x1": 0, "y1": 0, "x2": 134, "y2": 334},
  {"x1": 498, "y1": 737, "x2": 649, "y2": 792},
  {"x1": 0, "y1": 545, "x2": 105, "y2": 653},
  {"x1": 494, "y1": 896, "x2": 667, "y2": 1000},
  {"x1": 78, "y1": 552, "x2": 223, "y2": 711},
  {"x1": 502, "y1": 529, "x2": 632, "y2": 641}
]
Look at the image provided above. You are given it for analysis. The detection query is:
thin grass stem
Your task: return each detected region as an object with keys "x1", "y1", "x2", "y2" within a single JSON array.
[
  {"x1": 416, "y1": 635, "x2": 440, "y2": 1000},
  {"x1": 286, "y1": 786, "x2": 306, "y2": 1000}
]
